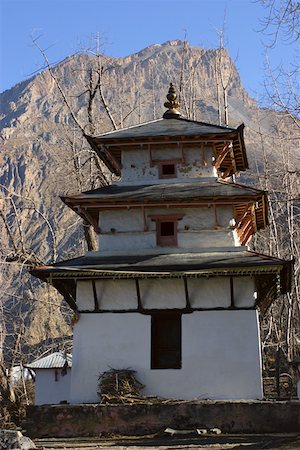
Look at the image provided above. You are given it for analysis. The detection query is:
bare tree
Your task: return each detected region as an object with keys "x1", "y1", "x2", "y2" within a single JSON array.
[
  {"x1": 259, "y1": 0, "x2": 300, "y2": 46},
  {"x1": 214, "y1": 28, "x2": 236, "y2": 126},
  {"x1": 0, "y1": 169, "x2": 73, "y2": 425},
  {"x1": 250, "y1": 111, "x2": 300, "y2": 386},
  {"x1": 258, "y1": 0, "x2": 300, "y2": 128},
  {"x1": 252, "y1": 0, "x2": 300, "y2": 373}
]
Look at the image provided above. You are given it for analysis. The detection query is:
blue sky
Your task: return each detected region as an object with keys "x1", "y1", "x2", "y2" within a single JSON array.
[{"x1": 0, "y1": 0, "x2": 297, "y2": 101}]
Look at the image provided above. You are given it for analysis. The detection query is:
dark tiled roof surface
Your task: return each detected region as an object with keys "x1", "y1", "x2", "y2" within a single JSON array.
[
  {"x1": 91, "y1": 118, "x2": 237, "y2": 141},
  {"x1": 36, "y1": 250, "x2": 288, "y2": 273},
  {"x1": 31, "y1": 250, "x2": 292, "y2": 312},
  {"x1": 67, "y1": 180, "x2": 265, "y2": 203}
]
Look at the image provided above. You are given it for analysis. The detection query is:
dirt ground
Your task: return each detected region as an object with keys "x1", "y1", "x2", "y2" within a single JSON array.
[{"x1": 34, "y1": 433, "x2": 300, "y2": 450}]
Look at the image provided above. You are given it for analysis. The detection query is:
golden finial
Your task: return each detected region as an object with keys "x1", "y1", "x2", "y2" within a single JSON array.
[{"x1": 163, "y1": 83, "x2": 181, "y2": 118}]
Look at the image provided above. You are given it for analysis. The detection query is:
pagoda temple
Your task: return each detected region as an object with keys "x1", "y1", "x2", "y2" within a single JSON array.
[{"x1": 32, "y1": 84, "x2": 292, "y2": 404}]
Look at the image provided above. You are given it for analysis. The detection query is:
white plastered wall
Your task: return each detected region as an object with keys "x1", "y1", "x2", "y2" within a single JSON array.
[
  {"x1": 177, "y1": 147, "x2": 215, "y2": 178},
  {"x1": 77, "y1": 281, "x2": 94, "y2": 310},
  {"x1": 70, "y1": 314, "x2": 150, "y2": 404},
  {"x1": 188, "y1": 277, "x2": 231, "y2": 308},
  {"x1": 121, "y1": 146, "x2": 215, "y2": 184},
  {"x1": 121, "y1": 148, "x2": 158, "y2": 183},
  {"x1": 76, "y1": 277, "x2": 256, "y2": 311},
  {"x1": 98, "y1": 206, "x2": 236, "y2": 252},
  {"x1": 96, "y1": 280, "x2": 138, "y2": 310},
  {"x1": 35, "y1": 368, "x2": 71, "y2": 405},
  {"x1": 70, "y1": 310, "x2": 262, "y2": 403},
  {"x1": 234, "y1": 277, "x2": 257, "y2": 307},
  {"x1": 139, "y1": 279, "x2": 186, "y2": 309}
]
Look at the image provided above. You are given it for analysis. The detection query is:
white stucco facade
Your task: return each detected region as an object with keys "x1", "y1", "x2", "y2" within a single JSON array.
[
  {"x1": 71, "y1": 277, "x2": 262, "y2": 402},
  {"x1": 98, "y1": 205, "x2": 237, "y2": 252},
  {"x1": 76, "y1": 277, "x2": 256, "y2": 311},
  {"x1": 32, "y1": 109, "x2": 286, "y2": 407},
  {"x1": 70, "y1": 310, "x2": 262, "y2": 403},
  {"x1": 34, "y1": 368, "x2": 71, "y2": 405},
  {"x1": 64, "y1": 118, "x2": 268, "y2": 404},
  {"x1": 120, "y1": 145, "x2": 216, "y2": 184}
]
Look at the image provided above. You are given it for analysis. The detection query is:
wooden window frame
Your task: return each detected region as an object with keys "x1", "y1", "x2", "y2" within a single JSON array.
[
  {"x1": 158, "y1": 160, "x2": 178, "y2": 179},
  {"x1": 151, "y1": 159, "x2": 181, "y2": 179},
  {"x1": 149, "y1": 214, "x2": 184, "y2": 247},
  {"x1": 151, "y1": 313, "x2": 182, "y2": 370}
]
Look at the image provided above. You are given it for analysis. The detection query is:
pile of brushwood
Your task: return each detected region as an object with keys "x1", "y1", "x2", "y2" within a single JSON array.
[
  {"x1": 97, "y1": 368, "x2": 175, "y2": 404},
  {"x1": 97, "y1": 369, "x2": 145, "y2": 403}
]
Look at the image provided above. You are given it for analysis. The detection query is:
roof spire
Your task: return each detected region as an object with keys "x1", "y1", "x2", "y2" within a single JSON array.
[{"x1": 163, "y1": 83, "x2": 181, "y2": 119}]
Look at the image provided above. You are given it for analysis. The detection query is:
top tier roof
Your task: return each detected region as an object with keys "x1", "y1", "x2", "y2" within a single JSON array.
[
  {"x1": 85, "y1": 83, "x2": 248, "y2": 176},
  {"x1": 86, "y1": 119, "x2": 247, "y2": 176},
  {"x1": 90, "y1": 118, "x2": 239, "y2": 141}
]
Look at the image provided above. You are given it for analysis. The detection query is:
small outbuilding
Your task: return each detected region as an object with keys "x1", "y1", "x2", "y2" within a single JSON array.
[{"x1": 26, "y1": 351, "x2": 72, "y2": 405}]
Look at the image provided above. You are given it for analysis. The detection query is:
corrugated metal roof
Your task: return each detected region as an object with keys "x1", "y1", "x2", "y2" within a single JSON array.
[{"x1": 26, "y1": 352, "x2": 72, "y2": 370}]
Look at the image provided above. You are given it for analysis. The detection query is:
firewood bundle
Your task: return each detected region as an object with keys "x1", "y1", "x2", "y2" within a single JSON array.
[{"x1": 97, "y1": 369, "x2": 145, "y2": 403}]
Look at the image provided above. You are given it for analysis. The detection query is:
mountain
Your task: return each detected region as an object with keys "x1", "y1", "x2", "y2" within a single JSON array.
[{"x1": 0, "y1": 40, "x2": 298, "y2": 352}]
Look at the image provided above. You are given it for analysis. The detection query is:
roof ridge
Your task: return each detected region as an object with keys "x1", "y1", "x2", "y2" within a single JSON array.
[
  {"x1": 177, "y1": 116, "x2": 238, "y2": 131},
  {"x1": 90, "y1": 118, "x2": 163, "y2": 138}
]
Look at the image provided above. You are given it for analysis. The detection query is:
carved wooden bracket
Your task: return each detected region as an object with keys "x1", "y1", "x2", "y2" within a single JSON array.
[{"x1": 78, "y1": 207, "x2": 101, "y2": 234}]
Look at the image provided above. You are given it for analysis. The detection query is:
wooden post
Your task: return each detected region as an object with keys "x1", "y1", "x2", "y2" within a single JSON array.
[{"x1": 276, "y1": 348, "x2": 281, "y2": 399}]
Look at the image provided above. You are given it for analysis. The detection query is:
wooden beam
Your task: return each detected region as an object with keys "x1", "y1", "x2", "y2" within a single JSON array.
[
  {"x1": 241, "y1": 218, "x2": 253, "y2": 235},
  {"x1": 102, "y1": 137, "x2": 236, "y2": 147},
  {"x1": 237, "y1": 131, "x2": 246, "y2": 169},
  {"x1": 79, "y1": 306, "x2": 255, "y2": 314},
  {"x1": 213, "y1": 204, "x2": 220, "y2": 229},
  {"x1": 230, "y1": 277, "x2": 235, "y2": 308},
  {"x1": 142, "y1": 206, "x2": 148, "y2": 231},
  {"x1": 183, "y1": 276, "x2": 191, "y2": 310},
  {"x1": 235, "y1": 205, "x2": 250, "y2": 228},
  {"x1": 78, "y1": 207, "x2": 100, "y2": 234},
  {"x1": 69, "y1": 199, "x2": 256, "y2": 209},
  {"x1": 179, "y1": 142, "x2": 185, "y2": 163},
  {"x1": 201, "y1": 142, "x2": 207, "y2": 167},
  {"x1": 148, "y1": 213, "x2": 184, "y2": 221},
  {"x1": 251, "y1": 204, "x2": 257, "y2": 232},
  {"x1": 243, "y1": 226, "x2": 254, "y2": 245},
  {"x1": 92, "y1": 280, "x2": 99, "y2": 311},
  {"x1": 214, "y1": 143, "x2": 230, "y2": 169},
  {"x1": 229, "y1": 144, "x2": 237, "y2": 174},
  {"x1": 135, "y1": 279, "x2": 143, "y2": 311},
  {"x1": 148, "y1": 143, "x2": 154, "y2": 167},
  {"x1": 221, "y1": 166, "x2": 233, "y2": 179}
]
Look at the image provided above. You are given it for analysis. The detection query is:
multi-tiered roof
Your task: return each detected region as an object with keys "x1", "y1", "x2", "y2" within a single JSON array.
[{"x1": 31, "y1": 84, "x2": 292, "y2": 315}]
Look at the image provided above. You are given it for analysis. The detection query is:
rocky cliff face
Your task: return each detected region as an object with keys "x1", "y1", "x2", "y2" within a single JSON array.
[{"x1": 0, "y1": 40, "x2": 297, "y2": 351}]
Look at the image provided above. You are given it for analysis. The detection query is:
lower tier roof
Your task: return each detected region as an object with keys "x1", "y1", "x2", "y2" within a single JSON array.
[
  {"x1": 31, "y1": 250, "x2": 292, "y2": 315},
  {"x1": 63, "y1": 179, "x2": 265, "y2": 204},
  {"x1": 61, "y1": 179, "x2": 269, "y2": 240}
]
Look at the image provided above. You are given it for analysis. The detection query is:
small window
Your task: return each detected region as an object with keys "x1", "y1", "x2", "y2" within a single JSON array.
[
  {"x1": 161, "y1": 164, "x2": 176, "y2": 177},
  {"x1": 157, "y1": 220, "x2": 177, "y2": 246},
  {"x1": 151, "y1": 314, "x2": 182, "y2": 369},
  {"x1": 159, "y1": 162, "x2": 177, "y2": 179},
  {"x1": 160, "y1": 221, "x2": 175, "y2": 236}
]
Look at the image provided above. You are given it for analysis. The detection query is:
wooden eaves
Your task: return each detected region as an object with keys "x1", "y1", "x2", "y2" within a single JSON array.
[
  {"x1": 30, "y1": 250, "x2": 293, "y2": 316},
  {"x1": 61, "y1": 181, "x2": 269, "y2": 242},
  {"x1": 85, "y1": 123, "x2": 248, "y2": 177}
]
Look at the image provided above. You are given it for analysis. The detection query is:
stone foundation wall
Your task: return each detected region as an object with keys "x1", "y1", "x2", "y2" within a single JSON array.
[{"x1": 24, "y1": 400, "x2": 300, "y2": 438}]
